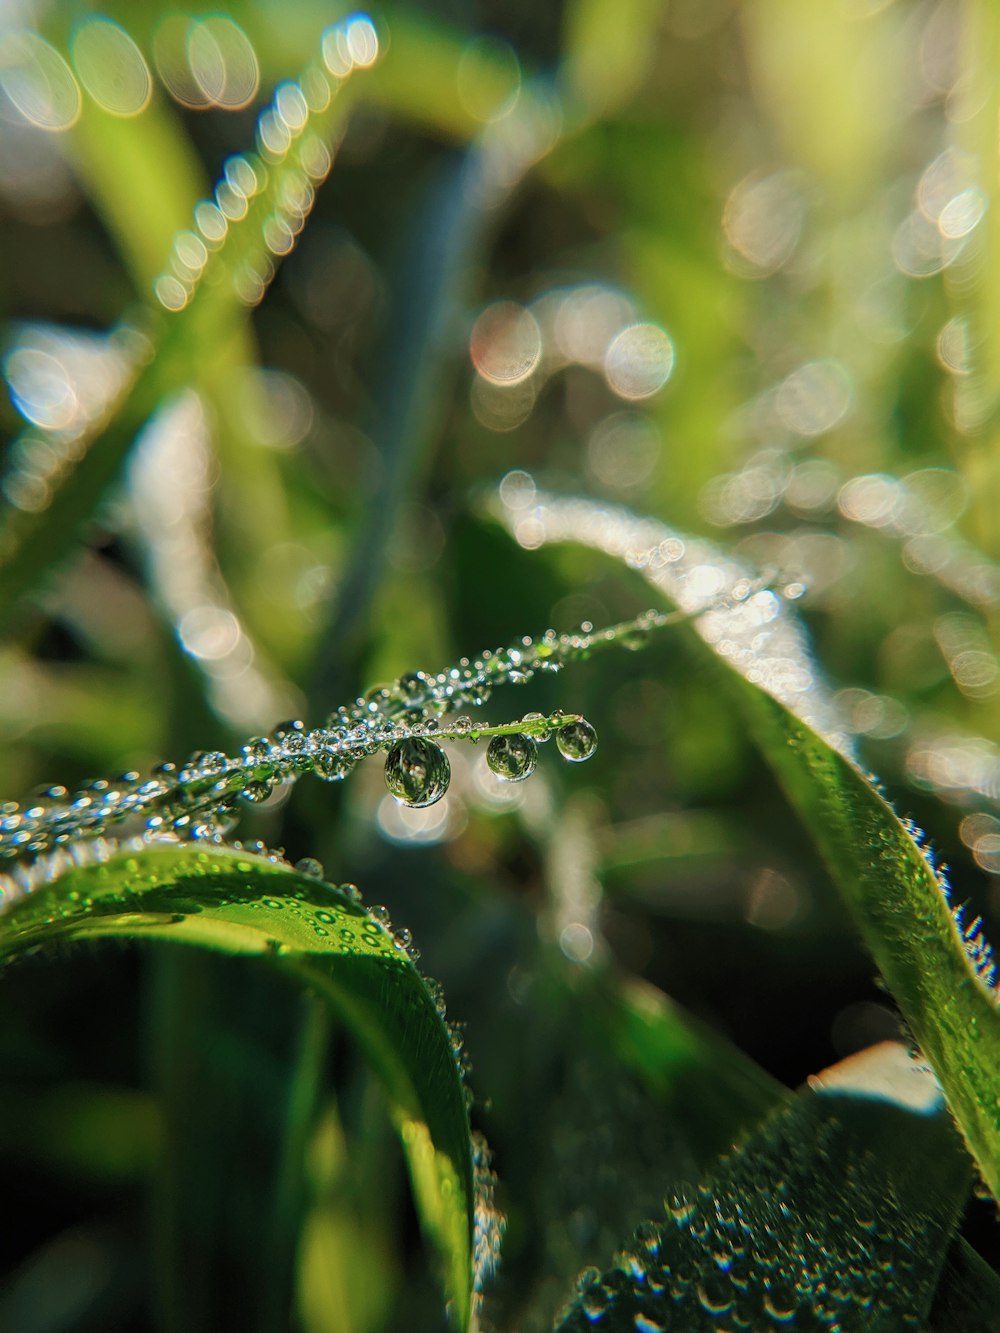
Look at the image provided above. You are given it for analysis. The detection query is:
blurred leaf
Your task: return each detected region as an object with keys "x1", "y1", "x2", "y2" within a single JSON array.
[
  {"x1": 552, "y1": 1043, "x2": 971, "y2": 1330},
  {"x1": 561, "y1": 0, "x2": 662, "y2": 116},
  {"x1": 0, "y1": 845, "x2": 474, "y2": 1331},
  {"x1": 0, "y1": 47, "x2": 360, "y2": 633}
]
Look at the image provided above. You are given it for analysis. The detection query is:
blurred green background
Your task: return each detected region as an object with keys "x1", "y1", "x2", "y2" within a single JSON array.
[{"x1": 3, "y1": 1, "x2": 1000, "y2": 1329}]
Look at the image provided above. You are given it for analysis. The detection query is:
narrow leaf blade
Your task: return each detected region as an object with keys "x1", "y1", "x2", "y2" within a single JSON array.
[{"x1": 0, "y1": 844, "x2": 474, "y2": 1330}]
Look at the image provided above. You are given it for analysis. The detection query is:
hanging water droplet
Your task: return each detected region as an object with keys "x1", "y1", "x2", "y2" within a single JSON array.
[
  {"x1": 384, "y1": 737, "x2": 450, "y2": 807},
  {"x1": 486, "y1": 733, "x2": 537, "y2": 782},
  {"x1": 556, "y1": 719, "x2": 598, "y2": 762}
]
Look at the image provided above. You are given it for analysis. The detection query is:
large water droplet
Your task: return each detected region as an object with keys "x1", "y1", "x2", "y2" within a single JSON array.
[
  {"x1": 556, "y1": 719, "x2": 598, "y2": 762},
  {"x1": 486, "y1": 732, "x2": 537, "y2": 782},
  {"x1": 384, "y1": 737, "x2": 450, "y2": 807}
]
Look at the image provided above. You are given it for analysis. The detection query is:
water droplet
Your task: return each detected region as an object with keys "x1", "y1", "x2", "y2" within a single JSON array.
[
  {"x1": 295, "y1": 857, "x2": 324, "y2": 878},
  {"x1": 486, "y1": 732, "x2": 537, "y2": 782},
  {"x1": 384, "y1": 737, "x2": 450, "y2": 807},
  {"x1": 242, "y1": 737, "x2": 272, "y2": 764},
  {"x1": 556, "y1": 719, "x2": 598, "y2": 762},
  {"x1": 697, "y1": 1273, "x2": 733, "y2": 1317},
  {"x1": 243, "y1": 778, "x2": 274, "y2": 803},
  {"x1": 315, "y1": 752, "x2": 354, "y2": 782}
]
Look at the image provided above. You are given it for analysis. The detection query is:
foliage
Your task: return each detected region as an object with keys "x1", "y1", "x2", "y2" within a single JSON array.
[{"x1": 2, "y1": 3, "x2": 1000, "y2": 1331}]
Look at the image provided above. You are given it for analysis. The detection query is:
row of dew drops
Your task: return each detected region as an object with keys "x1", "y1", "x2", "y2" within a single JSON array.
[{"x1": 0, "y1": 615, "x2": 645, "y2": 867}]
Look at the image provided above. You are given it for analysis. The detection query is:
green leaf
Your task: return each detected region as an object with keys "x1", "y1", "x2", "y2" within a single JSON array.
[
  {"x1": 488, "y1": 492, "x2": 1000, "y2": 1206},
  {"x1": 0, "y1": 843, "x2": 474, "y2": 1331},
  {"x1": 552, "y1": 1043, "x2": 972, "y2": 1331},
  {"x1": 740, "y1": 683, "x2": 1000, "y2": 1203}
]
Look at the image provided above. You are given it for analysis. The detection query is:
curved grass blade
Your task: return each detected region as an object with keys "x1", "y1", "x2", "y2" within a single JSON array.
[
  {"x1": 489, "y1": 488, "x2": 1000, "y2": 1204},
  {"x1": 0, "y1": 843, "x2": 475, "y2": 1331},
  {"x1": 737, "y1": 683, "x2": 1000, "y2": 1204},
  {"x1": 553, "y1": 1043, "x2": 972, "y2": 1331}
]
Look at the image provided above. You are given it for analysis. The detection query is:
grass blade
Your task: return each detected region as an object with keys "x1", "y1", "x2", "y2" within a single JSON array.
[
  {"x1": 490, "y1": 488, "x2": 1000, "y2": 1204},
  {"x1": 0, "y1": 842, "x2": 475, "y2": 1330}
]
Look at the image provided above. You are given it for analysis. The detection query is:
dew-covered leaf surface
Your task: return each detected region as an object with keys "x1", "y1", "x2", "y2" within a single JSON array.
[
  {"x1": 552, "y1": 1043, "x2": 970, "y2": 1331},
  {"x1": 0, "y1": 843, "x2": 474, "y2": 1331}
]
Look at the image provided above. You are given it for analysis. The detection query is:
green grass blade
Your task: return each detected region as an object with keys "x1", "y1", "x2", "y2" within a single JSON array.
[
  {"x1": 0, "y1": 843, "x2": 474, "y2": 1330},
  {"x1": 737, "y1": 684, "x2": 1000, "y2": 1204},
  {"x1": 552, "y1": 1044, "x2": 972, "y2": 1330},
  {"x1": 489, "y1": 489, "x2": 1000, "y2": 1204}
]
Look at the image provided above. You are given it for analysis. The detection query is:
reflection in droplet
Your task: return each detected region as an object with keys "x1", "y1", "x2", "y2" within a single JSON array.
[
  {"x1": 0, "y1": 32, "x2": 82, "y2": 131},
  {"x1": 604, "y1": 323, "x2": 674, "y2": 400},
  {"x1": 384, "y1": 737, "x2": 451, "y2": 808},
  {"x1": 71, "y1": 18, "x2": 151, "y2": 117},
  {"x1": 556, "y1": 721, "x2": 598, "y2": 762},
  {"x1": 486, "y1": 733, "x2": 537, "y2": 782},
  {"x1": 470, "y1": 302, "x2": 542, "y2": 385}
]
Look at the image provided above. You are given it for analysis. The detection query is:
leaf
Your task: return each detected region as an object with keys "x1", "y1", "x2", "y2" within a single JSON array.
[
  {"x1": 489, "y1": 490, "x2": 1000, "y2": 1205},
  {"x1": 552, "y1": 1043, "x2": 972, "y2": 1331},
  {"x1": 0, "y1": 843, "x2": 474, "y2": 1331},
  {"x1": 737, "y1": 683, "x2": 1000, "y2": 1203}
]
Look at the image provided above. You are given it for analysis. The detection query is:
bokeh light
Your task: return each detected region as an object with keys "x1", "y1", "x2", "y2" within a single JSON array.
[
  {"x1": 0, "y1": 31, "x2": 81, "y2": 131},
  {"x1": 71, "y1": 18, "x2": 151, "y2": 117}
]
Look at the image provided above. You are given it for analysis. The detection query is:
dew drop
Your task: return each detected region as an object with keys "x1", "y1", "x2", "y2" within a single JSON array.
[
  {"x1": 243, "y1": 778, "x2": 274, "y2": 803},
  {"x1": 315, "y1": 752, "x2": 354, "y2": 782},
  {"x1": 556, "y1": 719, "x2": 598, "y2": 762},
  {"x1": 486, "y1": 732, "x2": 537, "y2": 782},
  {"x1": 242, "y1": 737, "x2": 272, "y2": 764},
  {"x1": 295, "y1": 857, "x2": 324, "y2": 879},
  {"x1": 384, "y1": 737, "x2": 450, "y2": 807}
]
